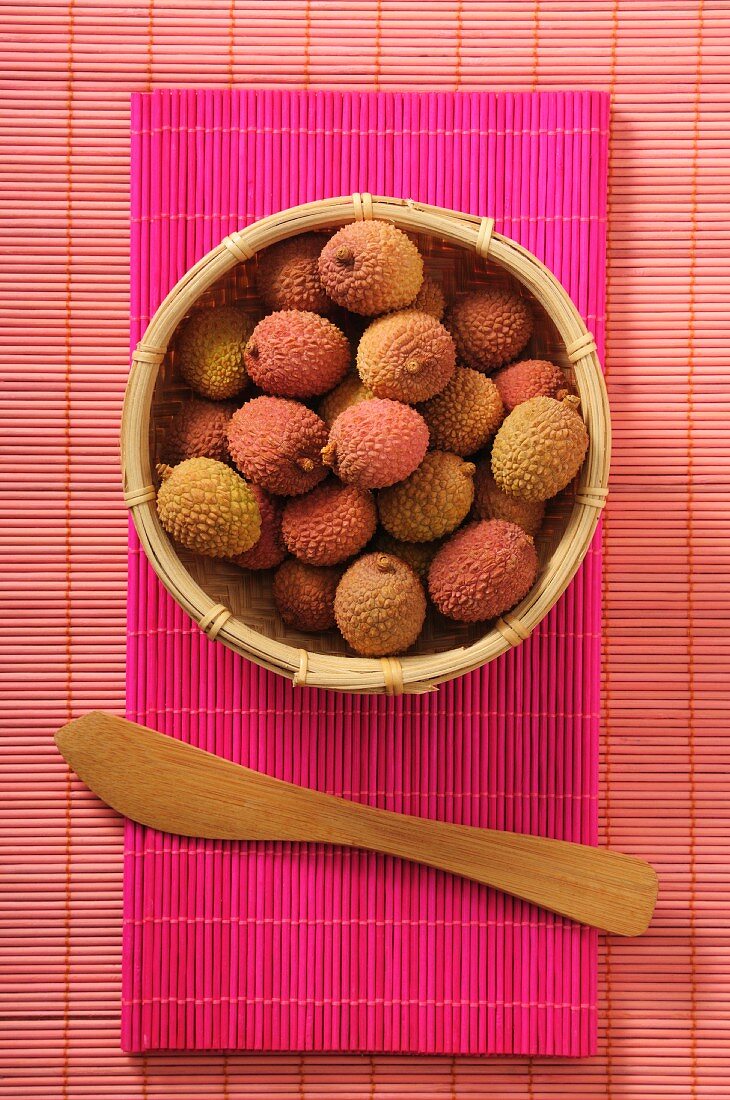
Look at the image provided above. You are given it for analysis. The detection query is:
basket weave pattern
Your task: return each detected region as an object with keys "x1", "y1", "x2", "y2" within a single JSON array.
[{"x1": 121, "y1": 195, "x2": 610, "y2": 694}]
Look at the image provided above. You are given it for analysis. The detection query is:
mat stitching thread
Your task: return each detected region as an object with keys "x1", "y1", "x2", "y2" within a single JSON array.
[
  {"x1": 687, "y1": 4, "x2": 704, "y2": 1097},
  {"x1": 454, "y1": 0, "x2": 463, "y2": 90},
  {"x1": 125, "y1": 911, "x2": 564, "y2": 924},
  {"x1": 62, "y1": 7, "x2": 75, "y2": 1098},
  {"x1": 122, "y1": 994, "x2": 592, "y2": 1009},
  {"x1": 118, "y1": 699, "x2": 602, "y2": 721},
  {"x1": 302, "y1": 0, "x2": 311, "y2": 86},
  {"x1": 374, "y1": 0, "x2": 382, "y2": 89},
  {"x1": 227, "y1": 0, "x2": 235, "y2": 85},
  {"x1": 146, "y1": 0, "x2": 154, "y2": 88},
  {"x1": 131, "y1": 126, "x2": 606, "y2": 138}
]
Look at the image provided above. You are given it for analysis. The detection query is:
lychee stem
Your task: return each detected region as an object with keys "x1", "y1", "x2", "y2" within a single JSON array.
[
  {"x1": 335, "y1": 246, "x2": 354, "y2": 266},
  {"x1": 156, "y1": 463, "x2": 173, "y2": 482},
  {"x1": 563, "y1": 394, "x2": 581, "y2": 411},
  {"x1": 321, "y1": 441, "x2": 337, "y2": 468},
  {"x1": 376, "y1": 554, "x2": 396, "y2": 573},
  {"x1": 295, "y1": 456, "x2": 316, "y2": 472},
  {"x1": 404, "y1": 359, "x2": 422, "y2": 375},
  {"x1": 462, "y1": 462, "x2": 476, "y2": 477},
  {"x1": 245, "y1": 340, "x2": 258, "y2": 357}
]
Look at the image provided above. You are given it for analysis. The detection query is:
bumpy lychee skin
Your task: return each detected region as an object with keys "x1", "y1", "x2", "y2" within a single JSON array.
[
  {"x1": 281, "y1": 481, "x2": 377, "y2": 566},
  {"x1": 227, "y1": 396, "x2": 328, "y2": 496},
  {"x1": 244, "y1": 310, "x2": 350, "y2": 399},
  {"x1": 493, "y1": 358, "x2": 569, "y2": 412},
  {"x1": 372, "y1": 531, "x2": 442, "y2": 582},
  {"x1": 446, "y1": 287, "x2": 533, "y2": 372},
  {"x1": 406, "y1": 274, "x2": 446, "y2": 320},
  {"x1": 491, "y1": 394, "x2": 589, "y2": 502},
  {"x1": 428, "y1": 519, "x2": 538, "y2": 623},
  {"x1": 256, "y1": 233, "x2": 333, "y2": 314},
  {"x1": 156, "y1": 458, "x2": 261, "y2": 559},
  {"x1": 318, "y1": 372, "x2": 374, "y2": 427},
  {"x1": 473, "y1": 461, "x2": 545, "y2": 537},
  {"x1": 357, "y1": 310, "x2": 456, "y2": 404},
  {"x1": 273, "y1": 559, "x2": 340, "y2": 632},
  {"x1": 163, "y1": 397, "x2": 235, "y2": 464},
  {"x1": 318, "y1": 220, "x2": 424, "y2": 315},
  {"x1": 176, "y1": 304, "x2": 253, "y2": 399},
  {"x1": 229, "y1": 484, "x2": 286, "y2": 570},
  {"x1": 334, "y1": 553, "x2": 427, "y2": 656},
  {"x1": 378, "y1": 451, "x2": 475, "y2": 542},
  {"x1": 418, "y1": 366, "x2": 504, "y2": 456},
  {"x1": 322, "y1": 399, "x2": 429, "y2": 489}
]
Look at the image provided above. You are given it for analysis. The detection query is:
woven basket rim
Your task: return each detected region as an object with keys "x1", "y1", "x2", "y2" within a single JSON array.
[{"x1": 121, "y1": 194, "x2": 610, "y2": 695}]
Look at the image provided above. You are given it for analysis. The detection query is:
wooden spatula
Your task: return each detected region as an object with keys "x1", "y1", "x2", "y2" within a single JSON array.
[{"x1": 55, "y1": 712, "x2": 657, "y2": 936}]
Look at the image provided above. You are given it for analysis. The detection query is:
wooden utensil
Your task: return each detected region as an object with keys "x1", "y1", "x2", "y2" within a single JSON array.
[{"x1": 55, "y1": 712, "x2": 657, "y2": 936}]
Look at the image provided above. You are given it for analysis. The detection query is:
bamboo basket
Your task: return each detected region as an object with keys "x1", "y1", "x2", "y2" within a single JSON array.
[{"x1": 121, "y1": 194, "x2": 610, "y2": 695}]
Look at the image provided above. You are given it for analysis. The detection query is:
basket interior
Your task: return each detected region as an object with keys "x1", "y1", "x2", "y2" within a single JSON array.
[{"x1": 150, "y1": 231, "x2": 577, "y2": 657}]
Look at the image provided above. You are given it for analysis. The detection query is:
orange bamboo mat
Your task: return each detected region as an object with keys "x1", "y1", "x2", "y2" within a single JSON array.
[{"x1": 1, "y1": 3, "x2": 729, "y2": 1098}]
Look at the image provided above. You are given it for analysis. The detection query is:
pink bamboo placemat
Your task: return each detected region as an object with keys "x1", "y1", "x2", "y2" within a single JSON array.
[
  {"x1": 124, "y1": 87, "x2": 607, "y2": 1056},
  {"x1": 2, "y1": 4, "x2": 729, "y2": 1097}
]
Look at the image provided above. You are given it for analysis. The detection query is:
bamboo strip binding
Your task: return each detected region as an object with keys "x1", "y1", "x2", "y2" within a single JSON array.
[
  {"x1": 121, "y1": 195, "x2": 610, "y2": 695},
  {"x1": 197, "y1": 603, "x2": 232, "y2": 641}
]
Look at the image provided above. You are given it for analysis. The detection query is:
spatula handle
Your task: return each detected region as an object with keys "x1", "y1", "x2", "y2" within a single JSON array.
[
  {"x1": 330, "y1": 799, "x2": 656, "y2": 936},
  {"x1": 56, "y1": 712, "x2": 657, "y2": 936}
]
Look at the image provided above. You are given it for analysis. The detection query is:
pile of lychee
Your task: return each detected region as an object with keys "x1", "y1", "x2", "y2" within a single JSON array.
[{"x1": 155, "y1": 219, "x2": 589, "y2": 657}]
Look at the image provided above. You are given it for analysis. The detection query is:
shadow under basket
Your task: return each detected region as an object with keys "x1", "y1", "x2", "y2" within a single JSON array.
[{"x1": 121, "y1": 194, "x2": 610, "y2": 695}]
